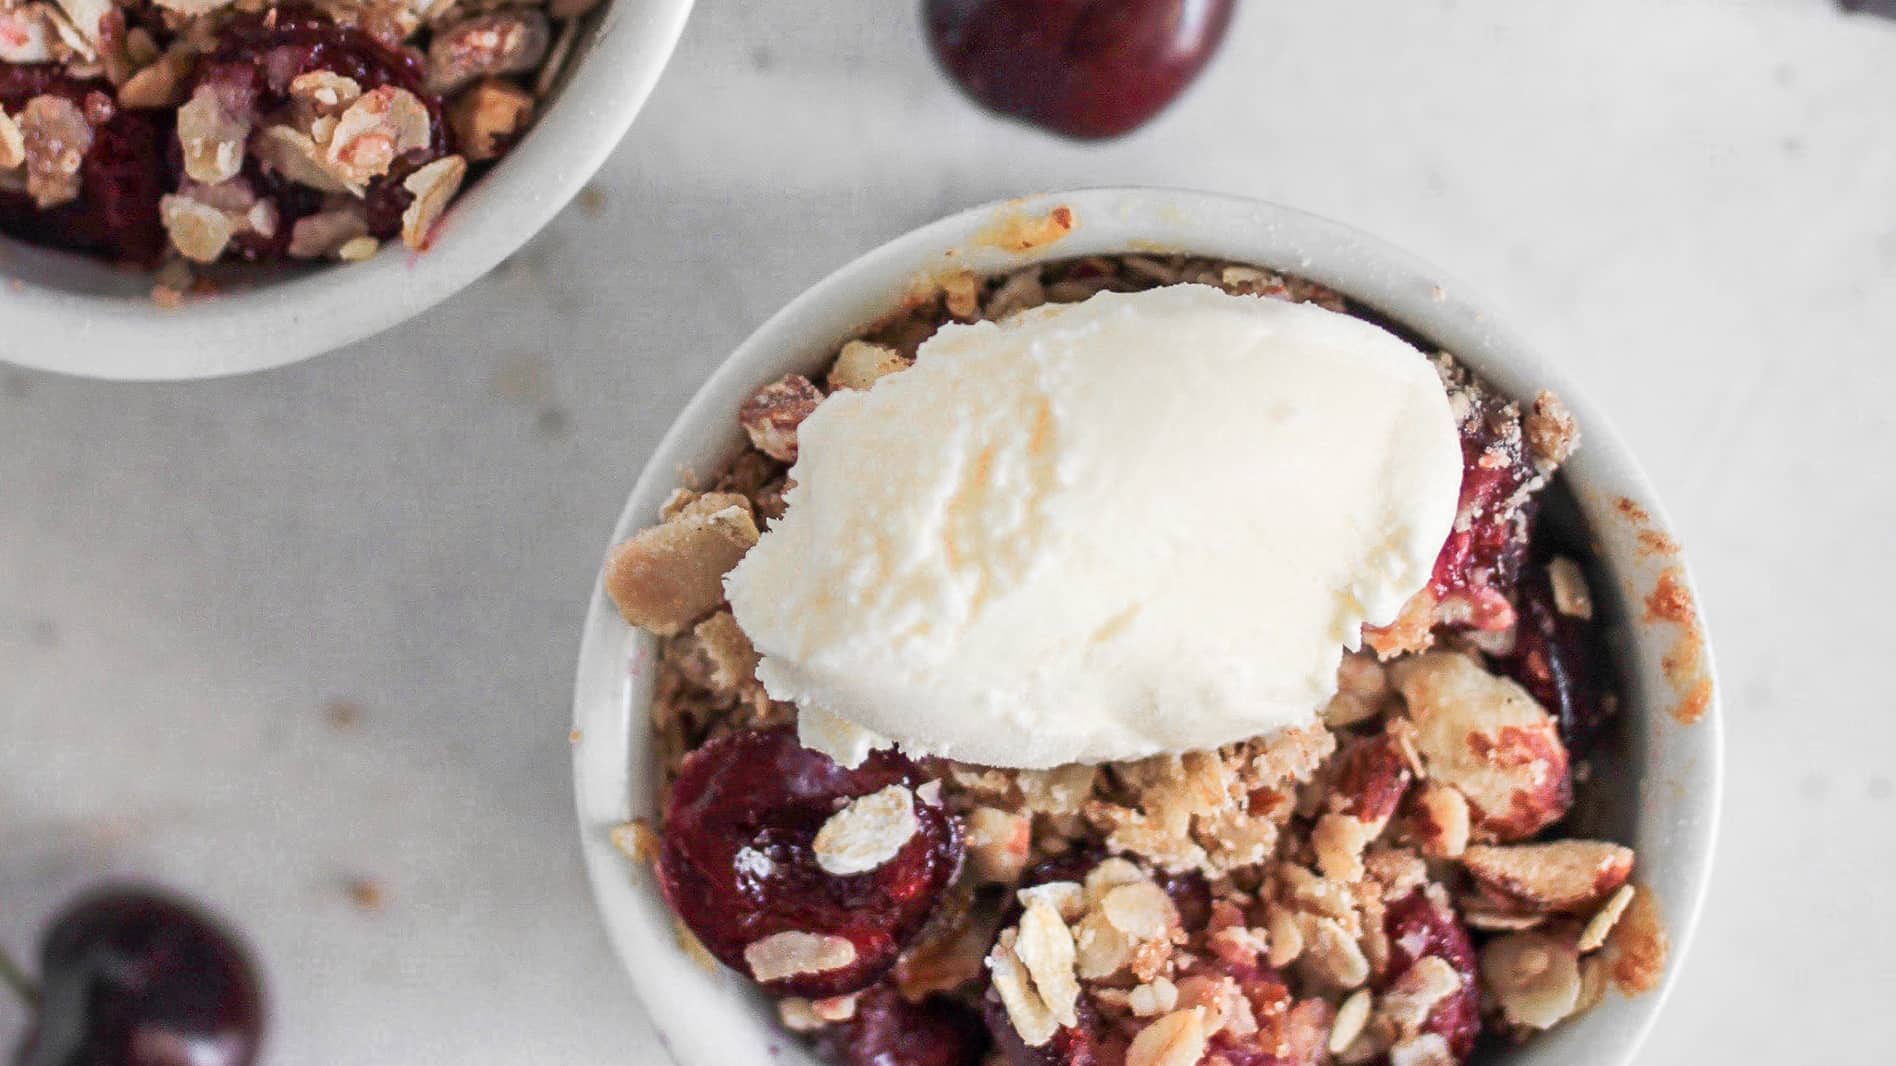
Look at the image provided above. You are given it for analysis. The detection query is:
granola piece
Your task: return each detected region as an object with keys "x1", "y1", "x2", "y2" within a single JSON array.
[
  {"x1": 1408, "y1": 782, "x2": 1470, "y2": 860},
  {"x1": 425, "y1": 9, "x2": 550, "y2": 95},
  {"x1": 827, "y1": 340, "x2": 910, "y2": 391},
  {"x1": 48, "y1": 0, "x2": 111, "y2": 55},
  {"x1": 1480, "y1": 931, "x2": 1581, "y2": 1030},
  {"x1": 1329, "y1": 988, "x2": 1372, "y2": 1055},
  {"x1": 327, "y1": 85, "x2": 431, "y2": 185},
  {"x1": 1073, "y1": 877, "x2": 1179, "y2": 981},
  {"x1": 1390, "y1": 652, "x2": 1571, "y2": 841},
  {"x1": 16, "y1": 94, "x2": 91, "y2": 208},
  {"x1": 1125, "y1": 1007, "x2": 1207, "y2": 1066},
  {"x1": 1523, "y1": 390, "x2": 1579, "y2": 467},
  {"x1": 288, "y1": 69, "x2": 362, "y2": 118},
  {"x1": 117, "y1": 45, "x2": 196, "y2": 109},
  {"x1": 604, "y1": 498, "x2": 760, "y2": 635},
  {"x1": 1459, "y1": 841, "x2": 1634, "y2": 913},
  {"x1": 1388, "y1": 1033, "x2": 1455, "y2": 1066},
  {"x1": 154, "y1": 0, "x2": 238, "y2": 15},
  {"x1": 1577, "y1": 883, "x2": 1635, "y2": 953},
  {"x1": 176, "y1": 80, "x2": 252, "y2": 185},
  {"x1": 986, "y1": 926, "x2": 1062, "y2": 1046},
  {"x1": 964, "y1": 805, "x2": 1031, "y2": 883},
  {"x1": 1380, "y1": 955, "x2": 1463, "y2": 1039},
  {"x1": 776, "y1": 996, "x2": 828, "y2": 1033},
  {"x1": 689, "y1": 609, "x2": 758, "y2": 692},
  {"x1": 1301, "y1": 915, "x2": 1370, "y2": 989},
  {"x1": 812, "y1": 784, "x2": 919, "y2": 876},
  {"x1": 940, "y1": 268, "x2": 980, "y2": 319},
  {"x1": 1546, "y1": 556, "x2": 1593, "y2": 620},
  {"x1": 1014, "y1": 899, "x2": 1081, "y2": 1027},
  {"x1": 1604, "y1": 886, "x2": 1667, "y2": 995},
  {"x1": 400, "y1": 153, "x2": 466, "y2": 249},
  {"x1": 0, "y1": 109, "x2": 23, "y2": 170},
  {"x1": 159, "y1": 193, "x2": 234, "y2": 262},
  {"x1": 739, "y1": 375, "x2": 824, "y2": 463},
  {"x1": 983, "y1": 267, "x2": 1047, "y2": 320},
  {"x1": 286, "y1": 203, "x2": 372, "y2": 259},
  {"x1": 1323, "y1": 651, "x2": 1394, "y2": 727},
  {"x1": 1086, "y1": 726, "x2": 1333, "y2": 876},
  {"x1": 743, "y1": 931, "x2": 858, "y2": 985},
  {"x1": 253, "y1": 125, "x2": 359, "y2": 194},
  {"x1": 0, "y1": 8, "x2": 55, "y2": 62},
  {"x1": 446, "y1": 77, "x2": 533, "y2": 161}
]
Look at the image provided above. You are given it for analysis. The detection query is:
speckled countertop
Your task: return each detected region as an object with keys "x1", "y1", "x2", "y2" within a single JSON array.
[{"x1": 2, "y1": 0, "x2": 1892, "y2": 1061}]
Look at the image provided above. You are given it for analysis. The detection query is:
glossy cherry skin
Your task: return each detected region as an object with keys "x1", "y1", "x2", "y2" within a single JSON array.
[
  {"x1": 924, "y1": 0, "x2": 1235, "y2": 139},
  {"x1": 811, "y1": 985, "x2": 989, "y2": 1066},
  {"x1": 658, "y1": 727, "x2": 963, "y2": 997},
  {"x1": 13, "y1": 888, "x2": 263, "y2": 1066}
]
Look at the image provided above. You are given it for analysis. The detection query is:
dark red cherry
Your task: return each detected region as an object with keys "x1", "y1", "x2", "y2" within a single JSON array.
[
  {"x1": 0, "y1": 67, "x2": 172, "y2": 266},
  {"x1": 810, "y1": 984, "x2": 989, "y2": 1066},
  {"x1": 1428, "y1": 380, "x2": 1540, "y2": 630},
  {"x1": 980, "y1": 994, "x2": 1110, "y2": 1066},
  {"x1": 658, "y1": 727, "x2": 963, "y2": 997},
  {"x1": 1496, "y1": 558, "x2": 1613, "y2": 752},
  {"x1": 11, "y1": 887, "x2": 263, "y2": 1066},
  {"x1": 1379, "y1": 891, "x2": 1480, "y2": 1060},
  {"x1": 924, "y1": 0, "x2": 1236, "y2": 140}
]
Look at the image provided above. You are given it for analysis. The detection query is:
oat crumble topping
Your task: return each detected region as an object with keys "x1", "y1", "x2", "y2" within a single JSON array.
[{"x1": 609, "y1": 254, "x2": 1658, "y2": 1065}]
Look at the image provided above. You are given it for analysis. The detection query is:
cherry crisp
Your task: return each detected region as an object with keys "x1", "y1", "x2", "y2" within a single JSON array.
[
  {"x1": 605, "y1": 255, "x2": 1667, "y2": 1066},
  {"x1": 0, "y1": 0, "x2": 591, "y2": 295}
]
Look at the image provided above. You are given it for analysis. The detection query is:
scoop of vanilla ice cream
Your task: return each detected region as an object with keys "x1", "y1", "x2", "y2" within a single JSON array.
[{"x1": 724, "y1": 284, "x2": 1462, "y2": 769}]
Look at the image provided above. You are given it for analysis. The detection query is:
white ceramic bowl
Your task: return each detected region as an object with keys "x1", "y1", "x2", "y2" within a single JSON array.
[
  {"x1": 0, "y1": 0, "x2": 694, "y2": 381},
  {"x1": 572, "y1": 188, "x2": 1723, "y2": 1066}
]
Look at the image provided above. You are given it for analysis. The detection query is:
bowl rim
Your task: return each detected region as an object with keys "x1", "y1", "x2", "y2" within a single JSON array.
[
  {"x1": 571, "y1": 187, "x2": 1724, "y2": 1066},
  {"x1": 0, "y1": 0, "x2": 697, "y2": 382}
]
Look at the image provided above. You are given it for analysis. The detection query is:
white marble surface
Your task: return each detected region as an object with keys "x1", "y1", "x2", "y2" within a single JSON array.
[{"x1": 3, "y1": 0, "x2": 1893, "y2": 1061}]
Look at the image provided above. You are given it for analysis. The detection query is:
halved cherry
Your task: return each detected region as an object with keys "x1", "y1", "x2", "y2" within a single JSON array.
[
  {"x1": 658, "y1": 727, "x2": 962, "y2": 997},
  {"x1": 1379, "y1": 891, "x2": 1481, "y2": 1060},
  {"x1": 812, "y1": 984, "x2": 989, "y2": 1066},
  {"x1": 1429, "y1": 378, "x2": 1541, "y2": 631}
]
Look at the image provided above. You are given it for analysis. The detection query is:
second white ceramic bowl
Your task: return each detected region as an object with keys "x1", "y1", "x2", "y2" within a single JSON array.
[
  {"x1": 573, "y1": 188, "x2": 1722, "y2": 1066},
  {"x1": 0, "y1": 0, "x2": 694, "y2": 381}
]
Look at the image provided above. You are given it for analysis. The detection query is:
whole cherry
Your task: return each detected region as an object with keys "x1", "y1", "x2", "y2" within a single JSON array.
[
  {"x1": 923, "y1": 0, "x2": 1236, "y2": 139},
  {"x1": 4, "y1": 887, "x2": 263, "y2": 1066}
]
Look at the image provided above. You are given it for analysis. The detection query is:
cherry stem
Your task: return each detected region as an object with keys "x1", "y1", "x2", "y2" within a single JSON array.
[{"x1": 0, "y1": 943, "x2": 36, "y2": 1008}]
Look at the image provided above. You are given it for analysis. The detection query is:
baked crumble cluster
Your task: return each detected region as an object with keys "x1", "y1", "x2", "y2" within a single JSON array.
[
  {"x1": 605, "y1": 255, "x2": 1664, "y2": 1066},
  {"x1": 0, "y1": 0, "x2": 591, "y2": 296}
]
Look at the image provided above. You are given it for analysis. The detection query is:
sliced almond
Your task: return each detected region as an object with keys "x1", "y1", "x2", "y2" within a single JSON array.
[
  {"x1": 1578, "y1": 883, "x2": 1636, "y2": 952},
  {"x1": 1461, "y1": 840, "x2": 1634, "y2": 912}
]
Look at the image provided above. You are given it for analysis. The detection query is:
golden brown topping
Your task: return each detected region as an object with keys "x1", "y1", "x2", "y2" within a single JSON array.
[{"x1": 604, "y1": 498, "x2": 759, "y2": 635}]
